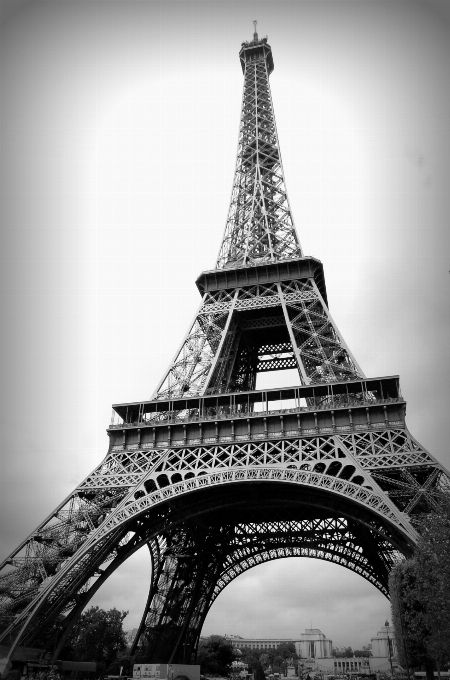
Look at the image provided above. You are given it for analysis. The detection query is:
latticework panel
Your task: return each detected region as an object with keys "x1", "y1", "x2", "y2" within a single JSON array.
[
  {"x1": 1, "y1": 420, "x2": 448, "y2": 655},
  {"x1": 209, "y1": 518, "x2": 400, "y2": 601},
  {"x1": 138, "y1": 525, "x2": 227, "y2": 662},
  {"x1": 0, "y1": 487, "x2": 129, "y2": 641},
  {"x1": 153, "y1": 293, "x2": 236, "y2": 400},
  {"x1": 217, "y1": 42, "x2": 302, "y2": 269},
  {"x1": 280, "y1": 280, "x2": 363, "y2": 384},
  {"x1": 0, "y1": 425, "x2": 438, "y2": 633},
  {"x1": 136, "y1": 514, "x2": 402, "y2": 660},
  {"x1": 154, "y1": 277, "x2": 360, "y2": 400},
  {"x1": 78, "y1": 446, "x2": 418, "y2": 545}
]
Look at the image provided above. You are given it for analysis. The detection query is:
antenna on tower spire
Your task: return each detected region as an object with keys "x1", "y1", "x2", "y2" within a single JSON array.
[{"x1": 253, "y1": 20, "x2": 258, "y2": 41}]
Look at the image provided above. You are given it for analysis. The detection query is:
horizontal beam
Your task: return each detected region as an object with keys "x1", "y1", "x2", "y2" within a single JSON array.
[
  {"x1": 195, "y1": 257, "x2": 328, "y2": 305},
  {"x1": 257, "y1": 356, "x2": 298, "y2": 372}
]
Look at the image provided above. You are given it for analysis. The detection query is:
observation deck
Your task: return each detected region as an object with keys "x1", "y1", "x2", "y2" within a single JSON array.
[
  {"x1": 196, "y1": 256, "x2": 328, "y2": 306},
  {"x1": 239, "y1": 36, "x2": 274, "y2": 74},
  {"x1": 108, "y1": 375, "x2": 406, "y2": 454}
]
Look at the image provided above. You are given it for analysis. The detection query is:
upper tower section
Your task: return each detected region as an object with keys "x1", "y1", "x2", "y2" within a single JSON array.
[
  {"x1": 239, "y1": 22, "x2": 274, "y2": 75},
  {"x1": 216, "y1": 25, "x2": 302, "y2": 270}
]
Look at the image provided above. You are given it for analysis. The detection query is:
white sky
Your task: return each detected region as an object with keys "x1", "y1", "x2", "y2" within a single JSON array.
[{"x1": 1, "y1": 0, "x2": 449, "y2": 651}]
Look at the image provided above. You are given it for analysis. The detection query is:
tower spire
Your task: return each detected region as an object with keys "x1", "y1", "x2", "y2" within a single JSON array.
[
  {"x1": 253, "y1": 19, "x2": 258, "y2": 41},
  {"x1": 217, "y1": 34, "x2": 302, "y2": 269}
]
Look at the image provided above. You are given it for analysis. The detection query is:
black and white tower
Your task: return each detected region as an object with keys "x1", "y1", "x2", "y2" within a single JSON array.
[{"x1": 1, "y1": 27, "x2": 449, "y2": 668}]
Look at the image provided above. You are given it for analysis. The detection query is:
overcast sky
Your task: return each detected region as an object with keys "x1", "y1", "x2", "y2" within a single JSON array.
[{"x1": 1, "y1": 0, "x2": 450, "y2": 651}]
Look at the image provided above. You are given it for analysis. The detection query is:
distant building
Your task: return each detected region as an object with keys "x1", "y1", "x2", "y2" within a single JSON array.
[
  {"x1": 371, "y1": 621, "x2": 397, "y2": 659},
  {"x1": 295, "y1": 629, "x2": 333, "y2": 659},
  {"x1": 327, "y1": 657, "x2": 370, "y2": 676},
  {"x1": 226, "y1": 621, "x2": 398, "y2": 677},
  {"x1": 314, "y1": 622, "x2": 398, "y2": 677},
  {"x1": 125, "y1": 628, "x2": 139, "y2": 646},
  {"x1": 230, "y1": 660, "x2": 249, "y2": 679},
  {"x1": 228, "y1": 637, "x2": 296, "y2": 651},
  {"x1": 226, "y1": 629, "x2": 333, "y2": 657}
]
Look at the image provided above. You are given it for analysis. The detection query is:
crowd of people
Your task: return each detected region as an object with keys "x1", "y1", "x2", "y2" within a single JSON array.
[
  {"x1": 23, "y1": 670, "x2": 63, "y2": 680},
  {"x1": 1, "y1": 667, "x2": 66, "y2": 680}
]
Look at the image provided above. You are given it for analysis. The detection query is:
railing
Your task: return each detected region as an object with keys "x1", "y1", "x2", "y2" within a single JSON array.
[
  {"x1": 109, "y1": 396, "x2": 403, "y2": 429},
  {"x1": 212, "y1": 254, "x2": 318, "y2": 273}
]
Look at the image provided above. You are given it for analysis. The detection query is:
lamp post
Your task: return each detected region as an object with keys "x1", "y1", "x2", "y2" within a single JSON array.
[
  {"x1": 398, "y1": 605, "x2": 411, "y2": 680},
  {"x1": 51, "y1": 623, "x2": 63, "y2": 666},
  {"x1": 385, "y1": 623, "x2": 394, "y2": 679}
]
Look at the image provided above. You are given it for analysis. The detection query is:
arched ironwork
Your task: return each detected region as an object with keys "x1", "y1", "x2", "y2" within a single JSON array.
[{"x1": 1, "y1": 28, "x2": 449, "y2": 671}]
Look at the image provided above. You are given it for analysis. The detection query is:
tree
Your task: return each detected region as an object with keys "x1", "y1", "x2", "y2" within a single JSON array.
[
  {"x1": 254, "y1": 661, "x2": 266, "y2": 680},
  {"x1": 244, "y1": 655, "x2": 259, "y2": 673},
  {"x1": 390, "y1": 496, "x2": 450, "y2": 679},
  {"x1": 390, "y1": 560, "x2": 430, "y2": 672},
  {"x1": 65, "y1": 606, "x2": 128, "y2": 668},
  {"x1": 332, "y1": 648, "x2": 353, "y2": 658},
  {"x1": 275, "y1": 643, "x2": 297, "y2": 659},
  {"x1": 414, "y1": 503, "x2": 450, "y2": 674},
  {"x1": 273, "y1": 656, "x2": 285, "y2": 673},
  {"x1": 259, "y1": 654, "x2": 270, "y2": 670},
  {"x1": 197, "y1": 635, "x2": 234, "y2": 676}
]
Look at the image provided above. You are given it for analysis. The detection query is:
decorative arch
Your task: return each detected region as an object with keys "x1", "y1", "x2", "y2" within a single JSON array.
[{"x1": 1, "y1": 469, "x2": 415, "y2": 661}]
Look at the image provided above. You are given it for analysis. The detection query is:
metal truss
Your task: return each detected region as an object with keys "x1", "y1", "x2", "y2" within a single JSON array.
[
  {"x1": 135, "y1": 525, "x2": 228, "y2": 662},
  {"x1": 154, "y1": 279, "x2": 363, "y2": 400},
  {"x1": 1, "y1": 29, "x2": 450, "y2": 669},
  {"x1": 210, "y1": 517, "x2": 399, "y2": 601},
  {"x1": 216, "y1": 36, "x2": 302, "y2": 268},
  {"x1": 280, "y1": 280, "x2": 363, "y2": 384},
  {"x1": 132, "y1": 507, "x2": 406, "y2": 662},
  {"x1": 152, "y1": 293, "x2": 234, "y2": 400},
  {"x1": 2, "y1": 420, "x2": 448, "y2": 655},
  {"x1": 130, "y1": 509, "x2": 404, "y2": 663}
]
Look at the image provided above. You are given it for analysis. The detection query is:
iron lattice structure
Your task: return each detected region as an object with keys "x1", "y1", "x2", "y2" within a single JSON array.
[{"x1": 1, "y1": 29, "x2": 449, "y2": 667}]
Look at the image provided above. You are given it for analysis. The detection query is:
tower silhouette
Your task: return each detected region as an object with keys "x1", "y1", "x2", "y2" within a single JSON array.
[{"x1": 1, "y1": 28, "x2": 449, "y2": 668}]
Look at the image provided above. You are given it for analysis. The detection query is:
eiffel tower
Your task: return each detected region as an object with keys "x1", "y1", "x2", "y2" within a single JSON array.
[{"x1": 1, "y1": 25, "x2": 449, "y2": 670}]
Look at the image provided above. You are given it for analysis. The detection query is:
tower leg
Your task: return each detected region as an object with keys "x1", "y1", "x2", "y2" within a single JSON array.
[{"x1": 140, "y1": 523, "x2": 229, "y2": 662}]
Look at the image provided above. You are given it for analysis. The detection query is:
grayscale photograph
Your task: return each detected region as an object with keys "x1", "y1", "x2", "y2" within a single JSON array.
[{"x1": 1, "y1": 2, "x2": 449, "y2": 680}]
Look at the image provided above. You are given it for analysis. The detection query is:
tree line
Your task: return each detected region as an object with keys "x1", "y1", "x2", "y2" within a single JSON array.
[{"x1": 197, "y1": 637, "x2": 301, "y2": 676}]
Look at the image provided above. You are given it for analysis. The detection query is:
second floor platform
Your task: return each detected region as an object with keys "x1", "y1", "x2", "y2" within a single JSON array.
[{"x1": 108, "y1": 376, "x2": 406, "y2": 452}]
